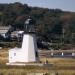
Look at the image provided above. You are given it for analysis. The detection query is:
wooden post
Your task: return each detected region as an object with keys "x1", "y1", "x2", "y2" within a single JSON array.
[
  {"x1": 72, "y1": 53, "x2": 75, "y2": 56},
  {"x1": 62, "y1": 52, "x2": 64, "y2": 56},
  {"x1": 51, "y1": 52, "x2": 54, "y2": 56}
]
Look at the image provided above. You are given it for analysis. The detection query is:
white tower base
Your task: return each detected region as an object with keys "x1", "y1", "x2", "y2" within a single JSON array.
[{"x1": 7, "y1": 33, "x2": 39, "y2": 64}]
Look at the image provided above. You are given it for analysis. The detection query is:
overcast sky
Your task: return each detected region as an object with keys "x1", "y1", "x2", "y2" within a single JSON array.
[{"x1": 0, "y1": 0, "x2": 75, "y2": 12}]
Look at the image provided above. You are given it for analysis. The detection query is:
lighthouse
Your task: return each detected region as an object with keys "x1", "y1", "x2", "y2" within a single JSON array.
[{"x1": 7, "y1": 16, "x2": 39, "y2": 65}]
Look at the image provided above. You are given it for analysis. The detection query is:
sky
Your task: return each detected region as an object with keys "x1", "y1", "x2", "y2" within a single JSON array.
[{"x1": 0, "y1": 0, "x2": 75, "y2": 12}]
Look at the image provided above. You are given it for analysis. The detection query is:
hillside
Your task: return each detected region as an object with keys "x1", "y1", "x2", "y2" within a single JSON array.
[{"x1": 0, "y1": 2, "x2": 75, "y2": 49}]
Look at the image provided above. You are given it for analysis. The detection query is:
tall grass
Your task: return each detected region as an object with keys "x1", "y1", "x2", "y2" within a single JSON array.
[{"x1": 0, "y1": 49, "x2": 75, "y2": 75}]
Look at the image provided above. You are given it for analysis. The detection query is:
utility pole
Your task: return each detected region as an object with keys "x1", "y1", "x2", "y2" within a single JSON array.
[
  {"x1": 62, "y1": 27, "x2": 65, "y2": 44},
  {"x1": 72, "y1": 33, "x2": 75, "y2": 45}
]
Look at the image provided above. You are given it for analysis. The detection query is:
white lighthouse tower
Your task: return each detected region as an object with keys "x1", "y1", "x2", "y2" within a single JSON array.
[{"x1": 7, "y1": 16, "x2": 39, "y2": 65}]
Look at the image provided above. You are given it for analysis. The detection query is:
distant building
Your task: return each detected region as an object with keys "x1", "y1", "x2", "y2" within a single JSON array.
[
  {"x1": 11, "y1": 31, "x2": 24, "y2": 41},
  {"x1": 0, "y1": 26, "x2": 24, "y2": 41},
  {"x1": 11, "y1": 31, "x2": 18, "y2": 38},
  {"x1": 0, "y1": 26, "x2": 11, "y2": 38},
  {"x1": 17, "y1": 31, "x2": 24, "y2": 37}
]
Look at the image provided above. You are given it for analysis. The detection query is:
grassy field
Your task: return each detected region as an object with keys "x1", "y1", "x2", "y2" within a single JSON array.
[{"x1": 0, "y1": 48, "x2": 75, "y2": 75}]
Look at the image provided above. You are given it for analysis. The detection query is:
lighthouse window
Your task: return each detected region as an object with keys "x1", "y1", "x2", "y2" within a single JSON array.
[{"x1": 14, "y1": 53, "x2": 16, "y2": 56}]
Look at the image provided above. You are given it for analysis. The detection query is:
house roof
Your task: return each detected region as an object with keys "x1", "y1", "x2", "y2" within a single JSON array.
[
  {"x1": 18, "y1": 31, "x2": 24, "y2": 34},
  {"x1": 0, "y1": 26, "x2": 10, "y2": 30},
  {"x1": 0, "y1": 30, "x2": 8, "y2": 34},
  {"x1": 0, "y1": 26, "x2": 10, "y2": 34}
]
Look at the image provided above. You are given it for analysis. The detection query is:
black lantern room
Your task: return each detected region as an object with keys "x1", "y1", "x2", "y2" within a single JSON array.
[{"x1": 24, "y1": 16, "x2": 35, "y2": 33}]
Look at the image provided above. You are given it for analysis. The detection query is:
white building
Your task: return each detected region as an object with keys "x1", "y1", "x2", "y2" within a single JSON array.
[
  {"x1": 9, "y1": 34, "x2": 38, "y2": 63},
  {"x1": 7, "y1": 17, "x2": 39, "y2": 65}
]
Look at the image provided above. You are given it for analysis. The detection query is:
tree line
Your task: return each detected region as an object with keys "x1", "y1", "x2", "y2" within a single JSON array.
[{"x1": 0, "y1": 2, "x2": 75, "y2": 49}]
